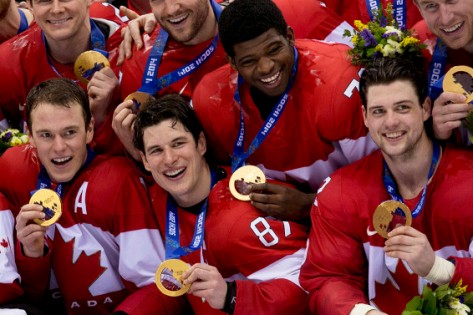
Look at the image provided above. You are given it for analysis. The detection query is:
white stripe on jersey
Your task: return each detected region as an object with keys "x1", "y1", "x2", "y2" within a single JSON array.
[
  {"x1": 259, "y1": 135, "x2": 378, "y2": 192},
  {"x1": 323, "y1": 21, "x2": 355, "y2": 47},
  {"x1": 0, "y1": 209, "x2": 20, "y2": 284},
  {"x1": 224, "y1": 248, "x2": 306, "y2": 288}
]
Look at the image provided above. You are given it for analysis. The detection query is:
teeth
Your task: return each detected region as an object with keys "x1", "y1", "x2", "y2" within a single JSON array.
[
  {"x1": 49, "y1": 18, "x2": 69, "y2": 24},
  {"x1": 260, "y1": 72, "x2": 280, "y2": 84},
  {"x1": 386, "y1": 132, "x2": 402, "y2": 138},
  {"x1": 442, "y1": 22, "x2": 462, "y2": 33},
  {"x1": 165, "y1": 168, "x2": 185, "y2": 177},
  {"x1": 52, "y1": 157, "x2": 71, "y2": 164},
  {"x1": 168, "y1": 14, "x2": 188, "y2": 24}
]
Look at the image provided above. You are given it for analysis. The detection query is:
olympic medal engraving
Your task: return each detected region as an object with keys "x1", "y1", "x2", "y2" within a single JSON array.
[
  {"x1": 30, "y1": 189, "x2": 62, "y2": 227},
  {"x1": 155, "y1": 259, "x2": 191, "y2": 297},
  {"x1": 372, "y1": 200, "x2": 412, "y2": 239},
  {"x1": 229, "y1": 165, "x2": 266, "y2": 201}
]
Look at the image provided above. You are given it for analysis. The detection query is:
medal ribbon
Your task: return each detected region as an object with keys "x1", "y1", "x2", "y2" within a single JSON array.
[
  {"x1": 138, "y1": 0, "x2": 222, "y2": 96},
  {"x1": 165, "y1": 168, "x2": 217, "y2": 260},
  {"x1": 427, "y1": 39, "x2": 448, "y2": 101},
  {"x1": 365, "y1": 1, "x2": 406, "y2": 29},
  {"x1": 382, "y1": 141, "x2": 440, "y2": 218},
  {"x1": 17, "y1": 9, "x2": 29, "y2": 34},
  {"x1": 42, "y1": 19, "x2": 108, "y2": 79},
  {"x1": 231, "y1": 47, "x2": 299, "y2": 172},
  {"x1": 33, "y1": 147, "x2": 96, "y2": 198}
]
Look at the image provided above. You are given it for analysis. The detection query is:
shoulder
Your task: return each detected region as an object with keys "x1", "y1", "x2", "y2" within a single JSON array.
[{"x1": 192, "y1": 64, "x2": 236, "y2": 105}]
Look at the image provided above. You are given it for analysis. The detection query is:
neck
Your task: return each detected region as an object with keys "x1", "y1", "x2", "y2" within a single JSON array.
[
  {"x1": 174, "y1": 164, "x2": 212, "y2": 208},
  {"x1": 45, "y1": 18, "x2": 92, "y2": 64},
  {"x1": 183, "y1": 3, "x2": 217, "y2": 45},
  {"x1": 383, "y1": 136, "x2": 435, "y2": 200}
]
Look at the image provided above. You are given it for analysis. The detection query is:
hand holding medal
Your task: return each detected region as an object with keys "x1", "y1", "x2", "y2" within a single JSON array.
[
  {"x1": 155, "y1": 259, "x2": 191, "y2": 297},
  {"x1": 124, "y1": 92, "x2": 154, "y2": 114},
  {"x1": 229, "y1": 165, "x2": 266, "y2": 201},
  {"x1": 29, "y1": 189, "x2": 62, "y2": 227},
  {"x1": 373, "y1": 200, "x2": 412, "y2": 238},
  {"x1": 74, "y1": 51, "x2": 111, "y2": 84}
]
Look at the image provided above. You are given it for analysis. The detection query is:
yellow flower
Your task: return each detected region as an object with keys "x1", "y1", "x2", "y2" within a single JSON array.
[
  {"x1": 400, "y1": 36, "x2": 420, "y2": 48},
  {"x1": 9, "y1": 137, "x2": 22, "y2": 146},
  {"x1": 354, "y1": 20, "x2": 367, "y2": 31}
]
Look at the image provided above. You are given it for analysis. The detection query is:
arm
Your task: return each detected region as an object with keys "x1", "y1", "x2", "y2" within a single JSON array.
[{"x1": 299, "y1": 184, "x2": 369, "y2": 314}]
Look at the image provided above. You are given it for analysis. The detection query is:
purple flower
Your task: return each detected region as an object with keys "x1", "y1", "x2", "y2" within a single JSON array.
[
  {"x1": 360, "y1": 29, "x2": 377, "y2": 47},
  {"x1": 4, "y1": 132, "x2": 12, "y2": 141},
  {"x1": 379, "y1": 15, "x2": 388, "y2": 27}
]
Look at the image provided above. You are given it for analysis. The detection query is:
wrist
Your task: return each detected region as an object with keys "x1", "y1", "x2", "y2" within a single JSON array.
[
  {"x1": 221, "y1": 281, "x2": 236, "y2": 314},
  {"x1": 424, "y1": 255, "x2": 455, "y2": 285}
]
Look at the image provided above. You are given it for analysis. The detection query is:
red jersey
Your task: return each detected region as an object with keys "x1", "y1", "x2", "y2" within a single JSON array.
[
  {"x1": 119, "y1": 25, "x2": 227, "y2": 101},
  {"x1": 146, "y1": 170, "x2": 309, "y2": 315},
  {"x1": 0, "y1": 15, "x2": 124, "y2": 155},
  {"x1": 0, "y1": 145, "x2": 167, "y2": 314},
  {"x1": 193, "y1": 40, "x2": 377, "y2": 193},
  {"x1": 300, "y1": 146, "x2": 473, "y2": 314},
  {"x1": 0, "y1": 194, "x2": 23, "y2": 305},
  {"x1": 322, "y1": 0, "x2": 423, "y2": 29}
]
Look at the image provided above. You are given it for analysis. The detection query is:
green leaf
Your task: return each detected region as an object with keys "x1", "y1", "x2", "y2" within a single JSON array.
[{"x1": 405, "y1": 296, "x2": 423, "y2": 311}]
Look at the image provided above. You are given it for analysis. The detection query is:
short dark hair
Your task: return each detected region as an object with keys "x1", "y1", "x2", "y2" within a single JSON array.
[
  {"x1": 359, "y1": 57, "x2": 428, "y2": 108},
  {"x1": 26, "y1": 78, "x2": 91, "y2": 131},
  {"x1": 218, "y1": 0, "x2": 288, "y2": 58},
  {"x1": 133, "y1": 94, "x2": 203, "y2": 153}
]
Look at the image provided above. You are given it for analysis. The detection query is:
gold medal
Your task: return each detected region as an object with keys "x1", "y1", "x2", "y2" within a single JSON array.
[
  {"x1": 124, "y1": 92, "x2": 154, "y2": 113},
  {"x1": 155, "y1": 259, "x2": 190, "y2": 297},
  {"x1": 74, "y1": 51, "x2": 110, "y2": 84},
  {"x1": 229, "y1": 165, "x2": 266, "y2": 201},
  {"x1": 443, "y1": 65, "x2": 473, "y2": 103},
  {"x1": 372, "y1": 200, "x2": 412, "y2": 238},
  {"x1": 29, "y1": 189, "x2": 62, "y2": 227}
]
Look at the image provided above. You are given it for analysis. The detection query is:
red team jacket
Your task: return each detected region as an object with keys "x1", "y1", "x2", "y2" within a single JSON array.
[
  {"x1": 0, "y1": 145, "x2": 167, "y2": 314},
  {"x1": 145, "y1": 170, "x2": 309, "y2": 315},
  {"x1": 300, "y1": 146, "x2": 473, "y2": 314},
  {"x1": 193, "y1": 40, "x2": 377, "y2": 193}
]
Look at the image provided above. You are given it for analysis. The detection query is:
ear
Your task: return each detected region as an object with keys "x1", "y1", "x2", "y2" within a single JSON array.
[
  {"x1": 286, "y1": 26, "x2": 295, "y2": 46},
  {"x1": 197, "y1": 132, "x2": 207, "y2": 157},
  {"x1": 362, "y1": 106, "x2": 369, "y2": 128},
  {"x1": 226, "y1": 54, "x2": 237, "y2": 71},
  {"x1": 27, "y1": 127, "x2": 36, "y2": 148},
  {"x1": 139, "y1": 151, "x2": 153, "y2": 173},
  {"x1": 85, "y1": 117, "x2": 94, "y2": 145},
  {"x1": 422, "y1": 97, "x2": 432, "y2": 121}
]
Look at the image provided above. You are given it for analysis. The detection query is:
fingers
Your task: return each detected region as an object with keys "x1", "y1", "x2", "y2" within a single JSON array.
[
  {"x1": 16, "y1": 204, "x2": 48, "y2": 258},
  {"x1": 119, "y1": 5, "x2": 139, "y2": 20}
]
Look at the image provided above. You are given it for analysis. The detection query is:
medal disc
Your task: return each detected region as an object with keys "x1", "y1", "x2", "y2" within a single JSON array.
[
  {"x1": 74, "y1": 51, "x2": 110, "y2": 84},
  {"x1": 229, "y1": 165, "x2": 266, "y2": 201},
  {"x1": 29, "y1": 189, "x2": 62, "y2": 227},
  {"x1": 373, "y1": 200, "x2": 412, "y2": 238},
  {"x1": 155, "y1": 259, "x2": 190, "y2": 297},
  {"x1": 442, "y1": 65, "x2": 473, "y2": 103},
  {"x1": 124, "y1": 92, "x2": 154, "y2": 113}
]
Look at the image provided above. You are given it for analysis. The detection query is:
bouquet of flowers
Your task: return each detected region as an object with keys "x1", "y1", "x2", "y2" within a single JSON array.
[
  {"x1": 0, "y1": 128, "x2": 29, "y2": 155},
  {"x1": 344, "y1": 4, "x2": 425, "y2": 66},
  {"x1": 403, "y1": 280, "x2": 473, "y2": 315}
]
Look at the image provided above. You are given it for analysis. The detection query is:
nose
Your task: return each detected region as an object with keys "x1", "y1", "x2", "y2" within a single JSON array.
[
  {"x1": 384, "y1": 110, "x2": 400, "y2": 128},
  {"x1": 163, "y1": 147, "x2": 177, "y2": 165},
  {"x1": 257, "y1": 57, "x2": 274, "y2": 75},
  {"x1": 50, "y1": 0, "x2": 64, "y2": 13},
  {"x1": 52, "y1": 135, "x2": 67, "y2": 152},
  {"x1": 163, "y1": 0, "x2": 181, "y2": 16},
  {"x1": 438, "y1": 4, "x2": 454, "y2": 25}
]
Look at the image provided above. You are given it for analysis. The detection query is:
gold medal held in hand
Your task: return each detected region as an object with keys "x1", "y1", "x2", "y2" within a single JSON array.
[
  {"x1": 155, "y1": 259, "x2": 191, "y2": 297},
  {"x1": 442, "y1": 65, "x2": 473, "y2": 103},
  {"x1": 30, "y1": 189, "x2": 62, "y2": 227},
  {"x1": 74, "y1": 51, "x2": 110, "y2": 84},
  {"x1": 124, "y1": 92, "x2": 154, "y2": 113},
  {"x1": 229, "y1": 165, "x2": 266, "y2": 201},
  {"x1": 372, "y1": 200, "x2": 412, "y2": 239}
]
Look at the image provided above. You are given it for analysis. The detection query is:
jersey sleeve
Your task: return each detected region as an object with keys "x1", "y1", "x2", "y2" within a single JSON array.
[
  {"x1": 0, "y1": 197, "x2": 23, "y2": 304},
  {"x1": 299, "y1": 176, "x2": 369, "y2": 314},
  {"x1": 208, "y1": 203, "x2": 309, "y2": 315}
]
